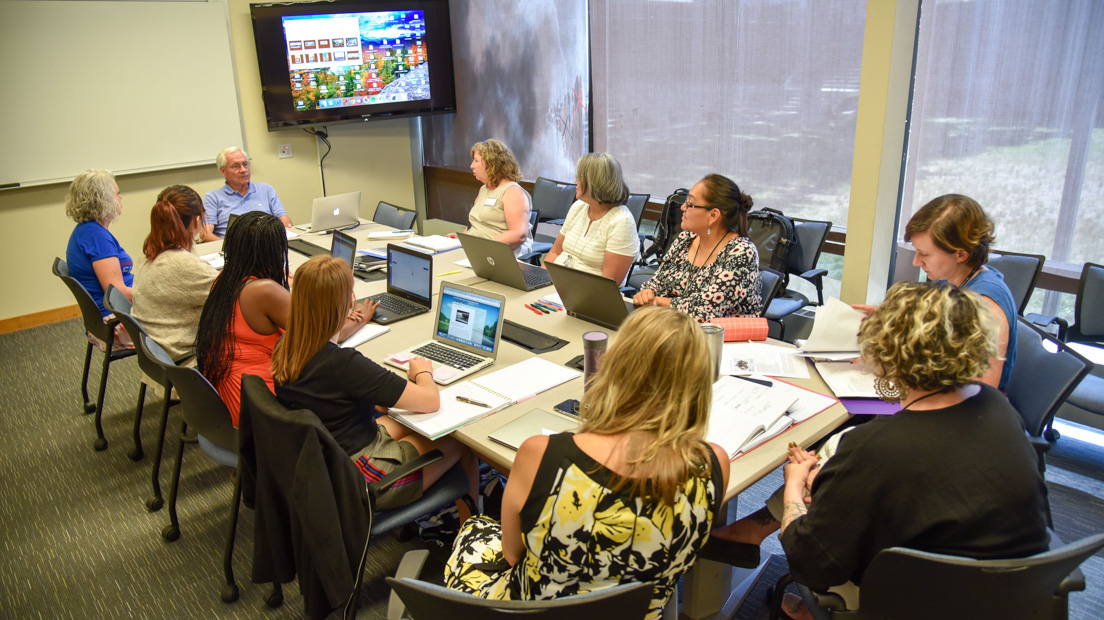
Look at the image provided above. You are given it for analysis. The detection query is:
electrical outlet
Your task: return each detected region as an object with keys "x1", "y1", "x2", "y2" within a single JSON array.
[{"x1": 278, "y1": 144, "x2": 293, "y2": 159}]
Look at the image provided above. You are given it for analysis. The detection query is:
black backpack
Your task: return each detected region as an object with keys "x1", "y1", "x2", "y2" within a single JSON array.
[
  {"x1": 641, "y1": 188, "x2": 688, "y2": 263},
  {"x1": 747, "y1": 207, "x2": 797, "y2": 277}
]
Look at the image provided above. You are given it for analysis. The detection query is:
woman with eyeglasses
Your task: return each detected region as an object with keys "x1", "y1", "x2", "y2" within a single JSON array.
[{"x1": 632, "y1": 174, "x2": 762, "y2": 321}]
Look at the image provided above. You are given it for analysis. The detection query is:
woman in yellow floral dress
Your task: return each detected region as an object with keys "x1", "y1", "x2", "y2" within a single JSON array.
[{"x1": 444, "y1": 307, "x2": 731, "y2": 618}]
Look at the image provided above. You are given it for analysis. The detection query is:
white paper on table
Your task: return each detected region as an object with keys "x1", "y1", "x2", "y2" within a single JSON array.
[
  {"x1": 199, "y1": 252, "x2": 224, "y2": 270},
  {"x1": 455, "y1": 258, "x2": 472, "y2": 268},
  {"x1": 801, "y1": 297, "x2": 865, "y2": 353},
  {"x1": 339, "y1": 323, "x2": 390, "y2": 349},
  {"x1": 814, "y1": 361, "x2": 880, "y2": 398},
  {"x1": 543, "y1": 292, "x2": 563, "y2": 305},
  {"x1": 707, "y1": 376, "x2": 798, "y2": 458},
  {"x1": 768, "y1": 378, "x2": 839, "y2": 423},
  {"x1": 720, "y1": 342, "x2": 810, "y2": 379},
  {"x1": 285, "y1": 230, "x2": 300, "y2": 239}
]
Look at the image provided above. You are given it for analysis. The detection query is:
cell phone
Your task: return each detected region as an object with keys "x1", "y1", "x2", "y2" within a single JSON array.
[
  {"x1": 565, "y1": 355, "x2": 584, "y2": 372},
  {"x1": 554, "y1": 398, "x2": 580, "y2": 418}
]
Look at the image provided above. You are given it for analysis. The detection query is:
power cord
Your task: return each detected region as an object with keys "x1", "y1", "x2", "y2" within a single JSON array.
[{"x1": 304, "y1": 126, "x2": 332, "y2": 195}]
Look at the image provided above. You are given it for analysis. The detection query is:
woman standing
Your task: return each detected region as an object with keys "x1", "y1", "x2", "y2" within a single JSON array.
[
  {"x1": 447, "y1": 139, "x2": 533, "y2": 257},
  {"x1": 545, "y1": 153, "x2": 639, "y2": 285},
  {"x1": 632, "y1": 174, "x2": 762, "y2": 321},
  {"x1": 444, "y1": 307, "x2": 730, "y2": 619},
  {"x1": 131, "y1": 185, "x2": 217, "y2": 361}
]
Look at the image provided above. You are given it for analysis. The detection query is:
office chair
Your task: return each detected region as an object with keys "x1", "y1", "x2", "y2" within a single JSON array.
[
  {"x1": 759, "y1": 268, "x2": 785, "y2": 318},
  {"x1": 768, "y1": 532, "x2": 1104, "y2": 620},
  {"x1": 764, "y1": 218, "x2": 831, "y2": 341},
  {"x1": 239, "y1": 374, "x2": 474, "y2": 619},
  {"x1": 104, "y1": 285, "x2": 180, "y2": 512},
  {"x1": 531, "y1": 177, "x2": 577, "y2": 225},
  {"x1": 373, "y1": 201, "x2": 417, "y2": 230},
  {"x1": 987, "y1": 249, "x2": 1045, "y2": 315},
  {"x1": 140, "y1": 332, "x2": 242, "y2": 602},
  {"x1": 386, "y1": 549, "x2": 653, "y2": 620},
  {"x1": 51, "y1": 257, "x2": 136, "y2": 452},
  {"x1": 522, "y1": 209, "x2": 553, "y2": 265},
  {"x1": 624, "y1": 192, "x2": 651, "y2": 229}
]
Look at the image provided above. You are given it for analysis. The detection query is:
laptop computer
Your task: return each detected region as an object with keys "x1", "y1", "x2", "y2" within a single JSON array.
[
  {"x1": 457, "y1": 232, "x2": 552, "y2": 291},
  {"x1": 385, "y1": 281, "x2": 507, "y2": 385},
  {"x1": 545, "y1": 261, "x2": 635, "y2": 330},
  {"x1": 331, "y1": 230, "x2": 386, "y2": 274},
  {"x1": 309, "y1": 191, "x2": 361, "y2": 233},
  {"x1": 367, "y1": 244, "x2": 433, "y2": 324},
  {"x1": 487, "y1": 408, "x2": 577, "y2": 450}
]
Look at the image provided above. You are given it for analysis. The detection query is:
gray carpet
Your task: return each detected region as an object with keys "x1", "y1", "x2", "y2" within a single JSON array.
[{"x1": 2, "y1": 318, "x2": 1102, "y2": 619}]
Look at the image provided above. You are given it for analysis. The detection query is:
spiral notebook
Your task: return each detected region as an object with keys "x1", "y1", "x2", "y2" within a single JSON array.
[{"x1": 389, "y1": 358, "x2": 581, "y2": 439}]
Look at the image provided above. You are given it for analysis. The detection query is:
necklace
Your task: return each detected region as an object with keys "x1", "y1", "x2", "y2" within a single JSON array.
[
  {"x1": 901, "y1": 388, "x2": 950, "y2": 411},
  {"x1": 957, "y1": 265, "x2": 980, "y2": 288},
  {"x1": 693, "y1": 231, "x2": 729, "y2": 266}
]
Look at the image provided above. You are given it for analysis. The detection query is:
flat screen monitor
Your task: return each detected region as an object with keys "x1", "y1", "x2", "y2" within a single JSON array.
[{"x1": 250, "y1": 0, "x2": 457, "y2": 130}]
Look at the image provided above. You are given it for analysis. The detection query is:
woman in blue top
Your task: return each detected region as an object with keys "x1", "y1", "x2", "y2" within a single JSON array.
[{"x1": 65, "y1": 169, "x2": 134, "y2": 347}]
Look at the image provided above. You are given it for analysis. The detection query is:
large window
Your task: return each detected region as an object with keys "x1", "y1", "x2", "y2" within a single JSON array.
[
  {"x1": 592, "y1": 0, "x2": 866, "y2": 225},
  {"x1": 901, "y1": 0, "x2": 1103, "y2": 316}
]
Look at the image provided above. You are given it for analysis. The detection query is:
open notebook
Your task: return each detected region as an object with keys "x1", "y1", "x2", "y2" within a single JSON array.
[{"x1": 389, "y1": 357, "x2": 581, "y2": 439}]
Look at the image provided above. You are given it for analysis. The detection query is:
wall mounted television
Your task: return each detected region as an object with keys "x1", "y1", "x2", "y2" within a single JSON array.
[{"x1": 250, "y1": 0, "x2": 457, "y2": 130}]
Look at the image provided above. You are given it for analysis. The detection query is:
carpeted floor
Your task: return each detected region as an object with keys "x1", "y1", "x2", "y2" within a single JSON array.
[{"x1": 1, "y1": 318, "x2": 1102, "y2": 619}]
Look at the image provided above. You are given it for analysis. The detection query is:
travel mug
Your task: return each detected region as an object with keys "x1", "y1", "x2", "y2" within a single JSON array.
[
  {"x1": 701, "y1": 324, "x2": 724, "y2": 381},
  {"x1": 582, "y1": 330, "x2": 609, "y2": 390}
]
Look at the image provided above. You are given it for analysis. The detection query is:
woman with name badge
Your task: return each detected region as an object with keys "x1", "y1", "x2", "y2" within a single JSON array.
[
  {"x1": 544, "y1": 153, "x2": 639, "y2": 285},
  {"x1": 446, "y1": 139, "x2": 533, "y2": 257},
  {"x1": 632, "y1": 174, "x2": 762, "y2": 321}
]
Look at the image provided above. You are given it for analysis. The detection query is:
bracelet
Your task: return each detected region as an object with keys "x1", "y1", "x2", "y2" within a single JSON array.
[{"x1": 413, "y1": 370, "x2": 433, "y2": 381}]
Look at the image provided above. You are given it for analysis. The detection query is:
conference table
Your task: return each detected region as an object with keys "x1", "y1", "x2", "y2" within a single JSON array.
[{"x1": 196, "y1": 220, "x2": 850, "y2": 619}]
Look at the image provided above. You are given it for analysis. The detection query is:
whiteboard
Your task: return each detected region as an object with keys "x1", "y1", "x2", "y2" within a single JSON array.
[{"x1": 0, "y1": 0, "x2": 245, "y2": 187}]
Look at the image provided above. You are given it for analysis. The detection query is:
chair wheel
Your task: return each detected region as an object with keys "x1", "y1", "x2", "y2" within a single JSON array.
[
  {"x1": 221, "y1": 583, "x2": 240, "y2": 603},
  {"x1": 84, "y1": 402, "x2": 96, "y2": 414},
  {"x1": 1044, "y1": 428, "x2": 1061, "y2": 442},
  {"x1": 266, "y1": 590, "x2": 284, "y2": 608},
  {"x1": 129, "y1": 449, "x2": 144, "y2": 462},
  {"x1": 146, "y1": 496, "x2": 164, "y2": 512},
  {"x1": 162, "y1": 524, "x2": 180, "y2": 542},
  {"x1": 94, "y1": 437, "x2": 108, "y2": 451}
]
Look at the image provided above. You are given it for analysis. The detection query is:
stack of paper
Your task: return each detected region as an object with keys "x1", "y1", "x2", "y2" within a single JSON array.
[
  {"x1": 813, "y1": 361, "x2": 880, "y2": 399},
  {"x1": 707, "y1": 376, "x2": 798, "y2": 458},
  {"x1": 403, "y1": 235, "x2": 462, "y2": 253},
  {"x1": 389, "y1": 358, "x2": 581, "y2": 439},
  {"x1": 720, "y1": 342, "x2": 810, "y2": 379},
  {"x1": 796, "y1": 297, "x2": 865, "y2": 359},
  {"x1": 339, "y1": 323, "x2": 390, "y2": 349}
]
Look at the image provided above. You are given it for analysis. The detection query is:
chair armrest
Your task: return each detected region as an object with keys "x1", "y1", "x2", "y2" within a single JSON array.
[
  {"x1": 799, "y1": 268, "x2": 828, "y2": 280},
  {"x1": 517, "y1": 250, "x2": 543, "y2": 266},
  {"x1": 1027, "y1": 434, "x2": 1053, "y2": 455},
  {"x1": 1026, "y1": 313, "x2": 1069, "y2": 341},
  {"x1": 387, "y1": 550, "x2": 432, "y2": 620},
  {"x1": 367, "y1": 449, "x2": 443, "y2": 497},
  {"x1": 810, "y1": 590, "x2": 850, "y2": 613},
  {"x1": 1057, "y1": 565, "x2": 1087, "y2": 595},
  {"x1": 545, "y1": 218, "x2": 565, "y2": 226}
]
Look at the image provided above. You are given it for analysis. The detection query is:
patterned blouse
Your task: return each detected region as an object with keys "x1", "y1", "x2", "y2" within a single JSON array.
[
  {"x1": 640, "y1": 231, "x2": 763, "y2": 321},
  {"x1": 444, "y1": 433, "x2": 722, "y2": 619}
]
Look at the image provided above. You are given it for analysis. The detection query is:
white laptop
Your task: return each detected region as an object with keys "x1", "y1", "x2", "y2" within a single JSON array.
[
  {"x1": 385, "y1": 281, "x2": 507, "y2": 385},
  {"x1": 308, "y1": 191, "x2": 361, "y2": 232}
]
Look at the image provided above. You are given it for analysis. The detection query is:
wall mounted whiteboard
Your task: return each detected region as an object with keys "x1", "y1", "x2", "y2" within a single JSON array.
[{"x1": 0, "y1": 0, "x2": 244, "y2": 188}]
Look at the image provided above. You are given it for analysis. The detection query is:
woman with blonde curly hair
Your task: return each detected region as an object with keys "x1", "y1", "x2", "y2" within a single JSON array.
[
  {"x1": 706, "y1": 282, "x2": 1049, "y2": 619},
  {"x1": 446, "y1": 139, "x2": 533, "y2": 257},
  {"x1": 64, "y1": 169, "x2": 133, "y2": 318},
  {"x1": 444, "y1": 307, "x2": 730, "y2": 619}
]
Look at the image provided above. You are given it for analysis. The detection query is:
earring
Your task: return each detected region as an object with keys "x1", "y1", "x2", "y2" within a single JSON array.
[
  {"x1": 707, "y1": 226, "x2": 711, "y2": 235},
  {"x1": 874, "y1": 376, "x2": 904, "y2": 403}
]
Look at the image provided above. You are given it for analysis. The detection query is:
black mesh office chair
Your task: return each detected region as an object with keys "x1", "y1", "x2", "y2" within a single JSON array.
[
  {"x1": 759, "y1": 268, "x2": 786, "y2": 318},
  {"x1": 769, "y1": 532, "x2": 1104, "y2": 620},
  {"x1": 373, "y1": 201, "x2": 417, "y2": 230},
  {"x1": 51, "y1": 257, "x2": 136, "y2": 452},
  {"x1": 987, "y1": 249, "x2": 1045, "y2": 315},
  {"x1": 531, "y1": 177, "x2": 577, "y2": 225},
  {"x1": 386, "y1": 549, "x2": 653, "y2": 620},
  {"x1": 764, "y1": 218, "x2": 832, "y2": 341}
]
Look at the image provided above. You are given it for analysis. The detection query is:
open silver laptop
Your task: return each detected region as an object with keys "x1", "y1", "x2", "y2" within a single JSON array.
[
  {"x1": 385, "y1": 281, "x2": 506, "y2": 385},
  {"x1": 457, "y1": 232, "x2": 552, "y2": 291},
  {"x1": 545, "y1": 261, "x2": 634, "y2": 330},
  {"x1": 308, "y1": 191, "x2": 361, "y2": 232}
]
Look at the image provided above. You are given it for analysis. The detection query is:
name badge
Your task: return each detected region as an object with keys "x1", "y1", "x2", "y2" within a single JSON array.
[{"x1": 483, "y1": 197, "x2": 497, "y2": 206}]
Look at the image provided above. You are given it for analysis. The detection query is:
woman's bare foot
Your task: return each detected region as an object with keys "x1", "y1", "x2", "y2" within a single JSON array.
[
  {"x1": 710, "y1": 506, "x2": 781, "y2": 544},
  {"x1": 781, "y1": 593, "x2": 815, "y2": 620}
]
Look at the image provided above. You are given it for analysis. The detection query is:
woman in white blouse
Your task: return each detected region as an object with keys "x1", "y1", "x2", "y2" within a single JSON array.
[{"x1": 544, "y1": 153, "x2": 639, "y2": 285}]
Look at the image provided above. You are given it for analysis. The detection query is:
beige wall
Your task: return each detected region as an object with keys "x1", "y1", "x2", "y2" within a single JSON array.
[{"x1": 0, "y1": 0, "x2": 415, "y2": 322}]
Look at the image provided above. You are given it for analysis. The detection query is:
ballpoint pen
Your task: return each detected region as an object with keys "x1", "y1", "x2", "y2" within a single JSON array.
[
  {"x1": 524, "y1": 304, "x2": 543, "y2": 315},
  {"x1": 538, "y1": 299, "x2": 565, "y2": 310},
  {"x1": 532, "y1": 301, "x2": 558, "y2": 312},
  {"x1": 529, "y1": 302, "x2": 551, "y2": 314},
  {"x1": 456, "y1": 395, "x2": 491, "y2": 408}
]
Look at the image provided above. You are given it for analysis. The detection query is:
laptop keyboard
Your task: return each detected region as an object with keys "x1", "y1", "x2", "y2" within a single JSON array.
[
  {"x1": 412, "y1": 342, "x2": 485, "y2": 370},
  {"x1": 523, "y1": 271, "x2": 552, "y2": 287},
  {"x1": 369, "y1": 293, "x2": 423, "y2": 315}
]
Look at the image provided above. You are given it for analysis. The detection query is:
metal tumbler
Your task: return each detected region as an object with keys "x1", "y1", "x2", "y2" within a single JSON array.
[{"x1": 701, "y1": 324, "x2": 724, "y2": 381}]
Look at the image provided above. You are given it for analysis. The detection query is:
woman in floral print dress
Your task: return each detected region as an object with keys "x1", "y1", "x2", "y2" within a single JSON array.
[
  {"x1": 444, "y1": 307, "x2": 731, "y2": 619},
  {"x1": 633, "y1": 174, "x2": 762, "y2": 321}
]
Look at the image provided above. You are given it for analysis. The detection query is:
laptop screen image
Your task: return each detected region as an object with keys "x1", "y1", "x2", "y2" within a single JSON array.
[
  {"x1": 389, "y1": 246, "x2": 432, "y2": 301},
  {"x1": 435, "y1": 284, "x2": 503, "y2": 354},
  {"x1": 330, "y1": 230, "x2": 356, "y2": 267}
]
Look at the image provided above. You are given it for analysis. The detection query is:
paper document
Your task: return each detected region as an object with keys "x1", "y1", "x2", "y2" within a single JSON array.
[
  {"x1": 285, "y1": 230, "x2": 300, "y2": 240},
  {"x1": 814, "y1": 361, "x2": 880, "y2": 398},
  {"x1": 339, "y1": 323, "x2": 389, "y2": 349},
  {"x1": 469, "y1": 357, "x2": 580, "y2": 402},
  {"x1": 801, "y1": 297, "x2": 864, "y2": 353},
  {"x1": 721, "y1": 343, "x2": 810, "y2": 379},
  {"x1": 403, "y1": 235, "x2": 462, "y2": 253},
  {"x1": 199, "y1": 252, "x2": 224, "y2": 270},
  {"x1": 455, "y1": 258, "x2": 472, "y2": 268},
  {"x1": 707, "y1": 376, "x2": 798, "y2": 458},
  {"x1": 367, "y1": 229, "x2": 414, "y2": 240}
]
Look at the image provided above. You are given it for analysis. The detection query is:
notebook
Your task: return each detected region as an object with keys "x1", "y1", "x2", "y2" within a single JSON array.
[
  {"x1": 544, "y1": 261, "x2": 634, "y2": 329},
  {"x1": 706, "y1": 375, "x2": 799, "y2": 459},
  {"x1": 402, "y1": 234, "x2": 461, "y2": 253},
  {"x1": 367, "y1": 244, "x2": 433, "y2": 324},
  {"x1": 487, "y1": 408, "x2": 578, "y2": 450},
  {"x1": 389, "y1": 358, "x2": 581, "y2": 438},
  {"x1": 457, "y1": 233, "x2": 552, "y2": 291},
  {"x1": 309, "y1": 191, "x2": 361, "y2": 233},
  {"x1": 384, "y1": 281, "x2": 507, "y2": 385}
]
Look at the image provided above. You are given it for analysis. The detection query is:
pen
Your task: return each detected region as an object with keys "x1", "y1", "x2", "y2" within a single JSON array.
[
  {"x1": 524, "y1": 304, "x2": 543, "y2": 315},
  {"x1": 456, "y1": 395, "x2": 491, "y2": 408},
  {"x1": 734, "y1": 375, "x2": 773, "y2": 388},
  {"x1": 532, "y1": 301, "x2": 556, "y2": 312},
  {"x1": 436, "y1": 269, "x2": 463, "y2": 277},
  {"x1": 538, "y1": 299, "x2": 564, "y2": 310}
]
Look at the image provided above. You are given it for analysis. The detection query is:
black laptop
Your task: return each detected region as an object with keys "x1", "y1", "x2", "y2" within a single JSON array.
[{"x1": 368, "y1": 244, "x2": 434, "y2": 324}]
